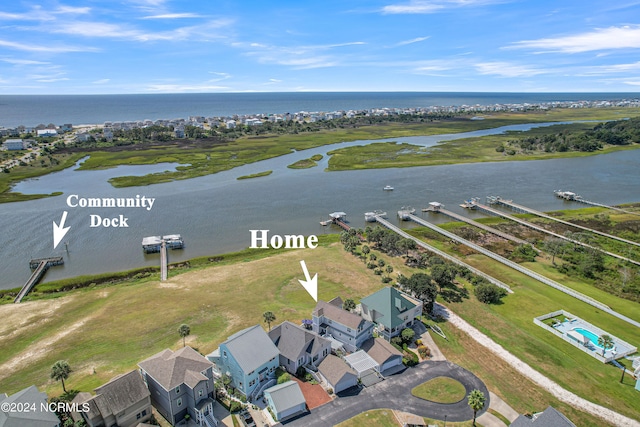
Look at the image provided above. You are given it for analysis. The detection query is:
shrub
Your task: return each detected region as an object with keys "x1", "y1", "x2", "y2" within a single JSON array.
[
  {"x1": 418, "y1": 345, "x2": 431, "y2": 358},
  {"x1": 277, "y1": 372, "x2": 291, "y2": 384},
  {"x1": 229, "y1": 401, "x2": 243, "y2": 413},
  {"x1": 474, "y1": 282, "x2": 508, "y2": 304},
  {"x1": 495, "y1": 145, "x2": 505, "y2": 152},
  {"x1": 401, "y1": 328, "x2": 415, "y2": 344}
]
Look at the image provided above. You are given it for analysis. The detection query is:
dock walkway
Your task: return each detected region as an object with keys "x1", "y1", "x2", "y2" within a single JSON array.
[
  {"x1": 373, "y1": 215, "x2": 512, "y2": 293},
  {"x1": 15, "y1": 257, "x2": 64, "y2": 303},
  {"x1": 407, "y1": 214, "x2": 640, "y2": 329},
  {"x1": 491, "y1": 197, "x2": 640, "y2": 249},
  {"x1": 467, "y1": 201, "x2": 640, "y2": 267},
  {"x1": 424, "y1": 205, "x2": 532, "y2": 247}
]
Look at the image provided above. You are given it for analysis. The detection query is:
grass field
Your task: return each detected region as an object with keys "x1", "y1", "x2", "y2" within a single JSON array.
[
  {"x1": 237, "y1": 170, "x2": 272, "y2": 179},
  {"x1": 336, "y1": 409, "x2": 399, "y2": 427},
  {"x1": 411, "y1": 376, "x2": 467, "y2": 403}
]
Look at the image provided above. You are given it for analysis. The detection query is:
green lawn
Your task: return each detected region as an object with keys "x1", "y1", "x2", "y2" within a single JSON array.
[
  {"x1": 336, "y1": 409, "x2": 399, "y2": 427},
  {"x1": 411, "y1": 376, "x2": 467, "y2": 403}
]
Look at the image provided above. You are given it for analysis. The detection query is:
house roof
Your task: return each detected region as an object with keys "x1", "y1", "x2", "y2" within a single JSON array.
[
  {"x1": 360, "y1": 338, "x2": 402, "y2": 366},
  {"x1": 264, "y1": 381, "x2": 306, "y2": 414},
  {"x1": 90, "y1": 370, "x2": 150, "y2": 418},
  {"x1": 222, "y1": 325, "x2": 280, "y2": 374},
  {"x1": 269, "y1": 321, "x2": 330, "y2": 362},
  {"x1": 360, "y1": 287, "x2": 418, "y2": 329},
  {"x1": 318, "y1": 354, "x2": 357, "y2": 386},
  {"x1": 510, "y1": 406, "x2": 576, "y2": 427},
  {"x1": 0, "y1": 385, "x2": 60, "y2": 427},
  {"x1": 313, "y1": 300, "x2": 364, "y2": 330},
  {"x1": 138, "y1": 346, "x2": 212, "y2": 391}
]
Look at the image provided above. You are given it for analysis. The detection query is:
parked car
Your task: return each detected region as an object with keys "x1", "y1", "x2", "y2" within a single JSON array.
[{"x1": 240, "y1": 410, "x2": 256, "y2": 427}]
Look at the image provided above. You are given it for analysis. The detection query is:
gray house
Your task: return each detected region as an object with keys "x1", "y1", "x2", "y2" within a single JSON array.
[
  {"x1": 207, "y1": 325, "x2": 280, "y2": 402},
  {"x1": 317, "y1": 354, "x2": 358, "y2": 394},
  {"x1": 268, "y1": 321, "x2": 331, "y2": 375},
  {"x1": 511, "y1": 406, "x2": 576, "y2": 427},
  {"x1": 71, "y1": 370, "x2": 152, "y2": 427},
  {"x1": 0, "y1": 385, "x2": 60, "y2": 427},
  {"x1": 263, "y1": 381, "x2": 307, "y2": 421},
  {"x1": 138, "y1": 346, "x2": 217, "y2": 426},
  {"x1": 312, "y1": 299, "x2": 374, "y2": 352}
]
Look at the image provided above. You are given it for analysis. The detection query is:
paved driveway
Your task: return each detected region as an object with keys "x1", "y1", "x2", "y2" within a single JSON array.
[{"x1": 281, "y1": 360, "x2": 488, "y2": 426}]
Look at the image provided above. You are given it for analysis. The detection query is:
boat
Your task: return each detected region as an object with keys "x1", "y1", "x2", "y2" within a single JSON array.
[
  {"x1": 383, "y1": 185, "x2": 394, "y2": 191},
  {"x1": 320, "y1": 220, "x2": 332, "y2": 226}
]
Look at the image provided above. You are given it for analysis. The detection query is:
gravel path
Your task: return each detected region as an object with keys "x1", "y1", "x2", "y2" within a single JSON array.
[{"x1": 440, "y1": 305, "x2": 640, "y2": 427}]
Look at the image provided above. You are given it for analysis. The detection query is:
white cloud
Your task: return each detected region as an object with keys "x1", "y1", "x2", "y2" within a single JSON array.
[
  {"x1": 0, "y1": 39, "x2": 98, "y2": 53},
  {"x1": 577, "y1": 61, "x2": 640, "y2": 75},
  {"x1": 141, "y1": 13, "x2": 203, "y2": 19},
  {"x1": 92, "y1": 79, "x2": 111, "y2": 84},
  {"x1": 475, "y1": 61, "x2": 546, "y2": 77},
  {"x1": 146, "y1": 83, "x2": 229, "y2": 92},
  {"x1": 382, "y1": 0, "x2": 501, "y2": 14},
  {"x1": 396, "y1": 36, "x2": 430, "y2": 46},
  {"x1": 508, "y1": 26, "x2": 640, "y2": 53},
  {"x1": 1, "y1": 58, "x2": 50, "y2": 65}
]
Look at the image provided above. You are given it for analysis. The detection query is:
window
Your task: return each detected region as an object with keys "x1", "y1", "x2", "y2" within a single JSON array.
[
  {"x1": 175, "y1": 386, "x2": 180, "y2": 394},
  {"x1": 137, "y1": 413, "x2": 141, "y2": 420},
  {"x1": 142, "y1": 410, "x2": 147, "y2": 417},
  {"x1": 177, "y1": 398, "x2": 182, "y2": 407},
  {"x1": 347, "y1": 328, "x2": 351, "y2": 332},
  {"x1": 199, "y1": 389, "x2": 204, "y2": 397}
]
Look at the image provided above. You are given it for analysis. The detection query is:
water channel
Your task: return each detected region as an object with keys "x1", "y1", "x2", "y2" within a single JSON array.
[{"x1": 2, "y1": 122, "x2": 639, "y2": 289}]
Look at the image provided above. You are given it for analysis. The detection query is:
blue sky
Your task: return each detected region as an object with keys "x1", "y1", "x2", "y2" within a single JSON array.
[{"x1": 1, "y1": 0, "x2": 640, "y2": 94}]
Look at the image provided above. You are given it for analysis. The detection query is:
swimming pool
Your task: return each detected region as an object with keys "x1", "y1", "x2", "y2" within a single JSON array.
[{"x1": 574, "y1": 327, "x2": 611, "y2": 349}]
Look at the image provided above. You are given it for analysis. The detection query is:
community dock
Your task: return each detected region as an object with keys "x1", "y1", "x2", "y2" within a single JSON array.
[{"x1": 15, "y1": 257, "x2": 64, "y2": 303}]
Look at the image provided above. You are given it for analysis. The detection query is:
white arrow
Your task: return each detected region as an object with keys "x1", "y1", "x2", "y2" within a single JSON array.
[
  {"x1": 298, "y1": 260, "x2": 318, "y2": 302},
  {"x1": 53, "y1": 211, "x2": 70, "y2": 249}
]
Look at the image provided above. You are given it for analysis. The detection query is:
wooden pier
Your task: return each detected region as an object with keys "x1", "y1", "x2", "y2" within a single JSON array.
[
  {"x1": 15, "y1": 257, "x2": 64, "y2": 303},
  {"x1": 423, "y1": 202, "x2": 534, "y2": 248},
  {"x1": 373, "y1": 214, "x2": 512, "y2": 293},
  {"x1": 555, "y1": 190, "x2": 640, "y2": 217},
  {"x1": 463, "y1": 199, "x2": 640, "y2": 267},
  {"x1": 160, "y1": 240, "x2": 168, "y2": 281},
  {"x1": 488, "y1": 196, "x2": 640, "y2": 249}
]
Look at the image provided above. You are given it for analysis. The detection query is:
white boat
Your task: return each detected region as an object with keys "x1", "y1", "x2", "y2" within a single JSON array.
[{"x1": 383, "y1": 185, "x2": 394, "y2": 191}]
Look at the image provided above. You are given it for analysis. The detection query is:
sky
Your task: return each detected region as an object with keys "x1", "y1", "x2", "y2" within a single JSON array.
[{"x1": 1, "y1": 0, "x2": 640, "y2": 94}]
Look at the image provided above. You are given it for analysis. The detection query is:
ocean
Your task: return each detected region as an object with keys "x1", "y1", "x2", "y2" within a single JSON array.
[{"x1": 1, "y1": 92, "x2": 639, "y2": 128}]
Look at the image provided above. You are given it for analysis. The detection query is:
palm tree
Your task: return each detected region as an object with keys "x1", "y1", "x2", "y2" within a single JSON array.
[
  {"x1": 362, "y1": 245, "x2": 370, "y2": 263},
  {"x1": 178, "y1": 324, "x2": 191, "y2": 347},
  {"x1": 598, "y1": 334, "x2": 614, "y2": 356},
  {"x1": 50, "y1": 360, "x2": 72, "y2": 393},
  {"x1": 467, "y1": 389, "x2": 486, "y2": 426},
  {"x1": 263, "y1": 311, "x2": 276, "y2": 331}
]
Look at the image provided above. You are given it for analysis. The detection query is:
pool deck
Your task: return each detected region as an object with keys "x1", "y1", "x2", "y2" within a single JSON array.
[
  {"x1": 535, "y1": 310, "x2": 638, "y2": 363},
  {"x1": 552, "y1": 318, "x2": 632, "y2": 359}
]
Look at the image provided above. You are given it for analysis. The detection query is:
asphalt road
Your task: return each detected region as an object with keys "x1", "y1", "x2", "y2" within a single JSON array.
[{"x1": 281, "y1": 360, "x2": 489, "y2": 426}]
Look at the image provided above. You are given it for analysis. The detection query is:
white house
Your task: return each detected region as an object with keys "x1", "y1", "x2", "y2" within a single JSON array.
[{"x1": 3, "y1": 139, "x2": 24, "y2": 150}]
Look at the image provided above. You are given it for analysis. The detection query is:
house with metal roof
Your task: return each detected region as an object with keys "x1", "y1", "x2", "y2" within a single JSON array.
[
  {"x1": 359, "y1": 287, "x2": 423, "y2": 341},
  {"x1": 268, "y1": 321, "x2": 331, "y2": 375},
  {"x1": 0, "y1": 385, "x2": 60, "y2": 427},
  {"x1": 138, "y1": 346, "x2": 216, "y2": 427},
  {"x1": 510, "y1": 406, "x2": 576, "y2": 427},
  {"x1": 317, "y1": 354, "x2": 358, "y2": 394},
  {"x1": 70, "y1": 370, "x2": 152, "y2": 427},
  {"x1": 207, "y1": 325, "x2": 280, "y2": 402},
  {"x1": 263, "y1": 381, "x2": 307, "y2": 422},
  {"x1": 312, "y1": 299, "x2": 374, "y2": 352}
]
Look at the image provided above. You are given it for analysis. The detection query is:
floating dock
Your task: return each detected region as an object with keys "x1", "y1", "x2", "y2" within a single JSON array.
[
  {"x1": 406, "y1": 213, "x2": 640, "y2": 328},
  {"x1": 463, "y1": 199, "x2": 640, "y2": 267},
  {"x1": 397, "y1": 206, "x2": 416, "y2": 221},
  {"x1": 15, "y1": 257, "x2": 64, "y2": 303},
  {"x1": 372, "y1": 214, "x2": 512, "y2": 293},
  {"x1": 488, "y1": 196, "x2": 640, "y2": 249},
  {"x1": 555, "y1": 190, "x2": 640, "y2": 217},
  {"x1": 142, "y1": 234, "x2": 184, "y2": 253}
]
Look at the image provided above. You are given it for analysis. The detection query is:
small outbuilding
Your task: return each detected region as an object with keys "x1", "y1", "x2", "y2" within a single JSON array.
[
  {"x1": 317, "y1": 354, "x2": 358, "y2": 394},
  {"x1": 263, "y1": 381, "x2": 306, "y2": 421}
]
